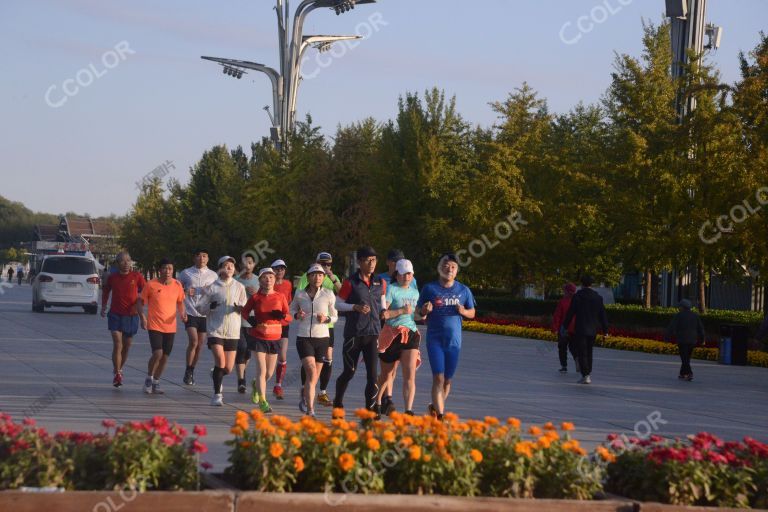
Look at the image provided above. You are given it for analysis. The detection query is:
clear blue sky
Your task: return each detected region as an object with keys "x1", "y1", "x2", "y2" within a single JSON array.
[{"x1": 1, "y1": 0, "x2": 766, "y2": 217}]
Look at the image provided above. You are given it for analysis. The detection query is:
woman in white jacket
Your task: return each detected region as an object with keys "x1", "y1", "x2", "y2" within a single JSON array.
[{"x1": 290, "y1": 263, "x2": 338, "y2": 416}]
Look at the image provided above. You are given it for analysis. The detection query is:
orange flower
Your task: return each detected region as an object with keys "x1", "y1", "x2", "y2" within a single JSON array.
[
  {"x1": 276, "y1": 429, "x2": 287, "y2": 438},
  {"x1": 269, "y1": 442, "x2": 284, "y2": 458},
  {"x1": 409, "y1": 445, "x2": 422, "y2": 461},
  {"x1": 484, "y1": 416, "x2": 500, "y2": 426},
  {"x1": 366, "y1": 438, "x2": 381, "y2": 451},
  {"x1": 507, "y1": 417, "x2": 521, "y2": 429},
  {"x1": 469, "y1": 449, "x2": 483, "y2": 463},
  {"x1": 316, "y1": 434, "x2": 329, "y2": 444},
  {"x1": 537, "y1": 436, "x2": 553, "y2": 449},
  {"x1": 443, "y1": 412, "x2": 459, "y2": 423},
  {"x1": 442, "y1": 453, "x2": 454, "y2": 463},
  {"x1": 423, "y1": 454, "x2": 432, "y2": 462},
  {"x1": 240, "y1": 441, "x2": 252, "y2": 448},
  {"x1": 235, "y1": 411, "x2": 249, "y2": 430},
  {"x1": 515, "y1": 441, "x2": 534, "y2": 458},
  {"x1": 452, "y1": 434, "x2": 462, "y2": 442},
  {"x1": 250, "y1": 409, "x2": 264, "y2": 421},
  {"x1": 597, "y1": 446, "x2": 616, "y2": 463},
  {"x1": 561, "y1": 422, "x2": 575, "y2": 431},
  {"x1": 330, "y1": 437, "x2": 341, "y2": 446},
  {"x1": 354, "y1": 408, "x2": 377, "y2": 420},
  {"x1": 543, "y1": 422, "x2": 556, "y2": 431},
  {"x1": 528, "y1": 426, "x2": 542, "y2": 436},
  {"x1": 290, "y1": 436, "x2": 302, "y2": 448},
  {"x1": 400, "y1": 436, "x2": 414, "y2": 448},
  {"x1": 332, "y1": 408, "x2": 346, "y2": 418},
  {"x1": 230, "y1": 426, "x2": 244, "y2": 436},
  {"x1": 382, "y1": 430, "x2": 396, "y2": 443},
  {"x1": 544, "y1": 430, "x2": 560, "y2": 441},
  {"x1": 345, "y1": 431, "x2": 359, "y2": 443},
  {"x1": 294, "y1": 456, "x2": 305, "y2": 472},
  {"x1": 338, "y1": 453, "x2": 355, "y2": 472}
]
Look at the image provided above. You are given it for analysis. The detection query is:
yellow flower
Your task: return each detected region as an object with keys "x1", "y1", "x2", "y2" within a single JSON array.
[
  {"x1": 561, "y1": 422, "x2": 575, "y2": 431},
  {"x1": 409, "y1": 445, "x2": 422, "y2": 461},
  {"x1": 269, "y1": 442, "x2": 284, "y2": 458},
  {"x1": 345, "y1": 431, "x2": 359, "y2": 443},
  {"x1": 382, "y1": 430, "x2": 396, "y2": 443},
  {"x1": 469, "y1": 449, "x2": 483, "y2": 463},
  {"x1": 338, "y1": 453, "x2": 355, "y2": 472},
  {"x1": 294, "y1": 456, "x2": 305, "y2": 472},
  {"x1": 597, "y1": 446, "x2": 617, "y2": 463},
  {"x1": 290, "y1": 436, "x2": 302, "y2": 448},
  {"x1": 366, "y1": 438, "x2": 381, "y2": 451},
  {"x1": 528, "y1": 426, "x2": 542, "y2": 436}
]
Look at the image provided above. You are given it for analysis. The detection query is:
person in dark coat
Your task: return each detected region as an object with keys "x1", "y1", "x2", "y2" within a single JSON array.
[
  {"x1": 552, "y1": 282, "x2": 578, "y2": 373},
  {"x1": 562, "y1": 275, "x2": 608, "y2": 384},
  {"x1": 666, "y1": 299, "x2": 705, "y2": 381}
]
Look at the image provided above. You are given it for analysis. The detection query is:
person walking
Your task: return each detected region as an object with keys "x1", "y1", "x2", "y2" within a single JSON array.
[
  {"x1": 333, "y1": 246, "x2": 386, "y2": 413},
  {"x1": 6, "y1": 266, "x2": 13, "y2": 283},
  {"x1": 241, "y1": 267, "x2": 291, "y2": 413},
  {"x1": 137, "y1": 258, "x2": 186, "y2": 395},
  {"x1": 665, "y1": 299, "x2": 705, "y2": 381},
  {"x1": 552, "y1": 282, "x2": 578, "y2": 373},
  {"x1": 296, "y1": 251, "x2": 342, "y2": 408},
  {"x1": 290, "y1": 263, "x2": 338, "y2": 416},
  {"x1": 271, "y1": 259, "x2": 293, "y2": 400},
  {"x1": 16, "y1": 267, "x2": 24, "y2": 286},
  {"x1": 199, "y1": 256, "x2": 248, "y2": 405},
  {"x1": 178, "y1": 249, "x2": 218, "y2": 386},
  {"x1": 562, "y1": 275, "x2": 608, "y2": 385},
  {"x1": 374, "y1": 259, "x2": 421, "y2": 418},
  {"x1": 101, "y1": 251, "x2": 146, "y2": 387},
  {"x1": 234, "y1": 254, "x2": 259, "y2": 394},
  {"x1": 417, "y1": 253, "x2": 475, "y2": 420}
]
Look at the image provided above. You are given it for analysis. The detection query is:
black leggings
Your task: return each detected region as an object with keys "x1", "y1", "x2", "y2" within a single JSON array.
[
  {"x1": 573, "y1": 334, "x2": 596, "y2": 377},
  {"x1": 334, "y1": 335, "x2": 378, "y2": 409},
  {"x1": 558, "y1": 334, "x2": 577, "y2": 368}
]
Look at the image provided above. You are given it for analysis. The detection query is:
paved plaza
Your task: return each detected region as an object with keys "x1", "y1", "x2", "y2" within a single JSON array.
[{"x1": 0, "y1": 283, "x2": 766, "y2": 470}]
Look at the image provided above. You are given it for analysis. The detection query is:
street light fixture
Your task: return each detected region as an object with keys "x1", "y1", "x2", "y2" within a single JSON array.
[{"x1": 202, "y1": 0, "x2": 377, "y2": 152}]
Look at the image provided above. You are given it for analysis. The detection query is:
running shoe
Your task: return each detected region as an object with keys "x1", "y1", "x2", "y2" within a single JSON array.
[
  {"x1": 317, "y1": 392, "x2": 333, "y2": 407},
  {"x1": 183, "y1": 368, "x2": 195, "y2": 386},
  {"x1": 404, "y1": 410, "x2": 415, "y2": 416},
  {"x1": 307, "y1": 410, "x2": 316, "y2": 418},
  {"x1": 578, "y1": 375, "x2": 591, "y2": 385},
  {"x1": 372, "y1": 403, "x2": 382, "y2": 420},
  {"x1": 559, "y1": 367, "x2": 568, "y2": 374},
  {"x1": 113, "y1": 372, "x2": 123, "y2": 388},
  {"x1": 143, "y1": 377, "x2": 153, "y2": 394},
  {"x1": 382, "y1": 400, "x2": 396, "y2": 416},
  {"x1": 685, "y1": 374, "x2": 693, "y2": 381},
  {"x1": 210, "y1": 393, "x2": 224, "y2": 406},
  {"x1": 427, "y1": 403, "x2": 438, "y2": 417},
  {"x1": 299, "y1": 396, "x2": 308, "y2": 413},
  {"x1": 238, "y1": 380, "x2": 247, "y2": 394},
  {"x1": 151, "y1": 380, "x2": 164, "y2": 394},
  {"x1": 259, "y1": 400, "x2": 272, "y2": 413},
  {"x1": 273, "y1": 385, "x2": 284, "y2": 400},
  {"x1": 250, "y1": 379, "x2": 260, "y2": 404}
]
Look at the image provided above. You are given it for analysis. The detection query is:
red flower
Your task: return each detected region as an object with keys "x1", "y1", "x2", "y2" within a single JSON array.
[
  {"x1": 201, "y1": 461, "x2": 213, "y2": 470},
  {"x1": 102, "y1": 419, "x2": 117, "y2": 429},
  {"x1": 193, "y1": 425, "x2": 208, "y2": 437},
  {"x1": 161, "y1": 435, "x2": 178, "y2": 446},
  {"x1": 191, "y1": 439, "x2": 208, "y2": 453},
  {"x1": 22, "y1": 417, "x2": 36, "y2": 426}
]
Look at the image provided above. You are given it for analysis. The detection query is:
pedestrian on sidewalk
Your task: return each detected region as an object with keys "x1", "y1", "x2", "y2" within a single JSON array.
[
  {"x1": 271, "y1": 258, "x2": 293, "y2": 401},
  {"x1": 563, "y1": 275, "x2": 608, "y2": 385},
  {"x1": 6, "y1": 266, "x2": 13, "y2": 283},
  {"x1": 665, "y1": 299, "x2": 705, "y2": 381},
  {"x1": 16, "y1": 267, "x2": 24, "y2": 286},
  {"x1": 234, "y1": 253, "x2": 259, "y2": 394},
  {"x1": 552, "y1": 282, "x2": 578, "y2": 374}
]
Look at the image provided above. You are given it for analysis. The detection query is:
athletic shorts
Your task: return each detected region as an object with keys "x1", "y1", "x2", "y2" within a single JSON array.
[
  {"x1": 248, "y1": 338, "x2": 280, "y2": 354},
  {"x1": 184, "y1": 315, "x2": 207, "y2": 332},
  {"x1": 107, "y1": 312, "x2": 139, "y2": 337},
  {"x1": 236, "y1": 327, "x2": 252, "y2": 364},
  {"x1": 427, "y1": 338, "x2": 460, "y2": 379},
  {"x1": 296, "y1": 336, "x2": 330, "y2": 362},
  {"x1": 148, "y1": 330, "x2": 175, "y2": 356},
  {"x1": 207, "y1": 337, "x2": 238, "y2": 352},
  {"x1": 379, "y1": 330, "x2": 421, "y2": 364},
  {"x1": 281, "y1": 325, "x2": 290, "y2": 339}
]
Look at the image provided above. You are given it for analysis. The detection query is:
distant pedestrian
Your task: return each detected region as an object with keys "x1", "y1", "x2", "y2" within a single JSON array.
[
  {"x1": 666, "y1": 299, "x2": 705, "y2": 381},
  {"x1": 552, "y1": 282, "x2": 578, "y2": 373},
  {"x1": 6, "y1": 267, "x2": 13, "y2": 283},
  {"x1": 563, "y1": 275, "x2": 608, "y2": 385},
  {"x1": 16, "y1": 268, "x2": 24, "y2": 286}
]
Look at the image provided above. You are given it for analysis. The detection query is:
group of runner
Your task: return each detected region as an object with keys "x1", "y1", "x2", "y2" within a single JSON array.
[{"x1": 101, "y1": 246, "x2": 476, "y2": 419}]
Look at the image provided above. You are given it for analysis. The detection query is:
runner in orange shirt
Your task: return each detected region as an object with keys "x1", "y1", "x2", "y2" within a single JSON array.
[
  {"x1": 137, "y1": 258, "x2": 187, "y2": 395},
  {"x1": 271, "y1": 258, "x2": 293, "y2": 400}
]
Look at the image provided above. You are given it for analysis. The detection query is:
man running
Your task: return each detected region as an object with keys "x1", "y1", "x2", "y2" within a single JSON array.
[
  {"x1": 101, "y1": 251, "x2": 146, "y2": 387},
  {"x1": 296, "y1": 251, "x2": 342, "y2": 409},
  {"x1": 137, "y1": 258, "x2": 186, "y2": 395},
  {"x1": 234, "y1": 254, "x2": 259, "y2": 394},
  {"x1": 271, "y1": 259, "x2": 293, "y2": 400},
  {"x1": 562, "y1": 275, "x2": 608, "y2": 385},
  {"x1": 418, "y1": 253, "x2": 475, "y2": 420},
  {"x1": 200, "y1": 256, "x2": 248, "y2": 405},
  {"x1": 178, "y1": 249, "x2": 218, "y2": 386},
  {"x1": 333, "y1": 246, "x2": 386, "y2": 413}
]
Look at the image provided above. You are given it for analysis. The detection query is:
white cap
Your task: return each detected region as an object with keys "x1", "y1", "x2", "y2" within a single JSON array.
[
  {"x1": 396, "y1": 259, "x2": 414, "y2": 275},
  {"x1": 217, "y1": 255, "x2": 236, "y2": 267},
  {"x1": 307, "y1": 263, "x2": 325, "y2": 275},
  {"x1": 257, "y1": 267, "x2": 275, "y2": 278},
  {"x1": 271, "y1": 259, "x2": 287, "y2": 268}
]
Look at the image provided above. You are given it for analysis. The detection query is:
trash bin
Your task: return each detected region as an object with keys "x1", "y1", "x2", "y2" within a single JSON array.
[{"x1": 719, "y1": 324, "x2": 749, "y2": 366}]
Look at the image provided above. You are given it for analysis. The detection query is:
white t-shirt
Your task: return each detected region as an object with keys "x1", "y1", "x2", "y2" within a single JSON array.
[
  {"x1": 198, "y1": 278, "x2": 248, "y2": 339},
  {"x1": 290, "y1": 287, "x2": 338, "y2": 339}
]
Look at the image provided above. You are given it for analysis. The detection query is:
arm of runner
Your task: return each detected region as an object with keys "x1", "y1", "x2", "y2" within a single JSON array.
[
  {"x1": 335, "y1": 280, "x2": 355, "y2": 312},
  {"x1": 327, "y1": 293, "x2": 338, "y2": 324},
  {"x1": 100, "y1": 275, "x2": 111, "y2": 317},
  {"x1": 177, "y1": 283, "x2": 187, "y2": 323}
]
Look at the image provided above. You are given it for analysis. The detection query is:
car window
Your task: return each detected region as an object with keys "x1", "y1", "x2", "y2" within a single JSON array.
[{"x1": 42, "y1": 258, "x2": 96, "y2": 275}]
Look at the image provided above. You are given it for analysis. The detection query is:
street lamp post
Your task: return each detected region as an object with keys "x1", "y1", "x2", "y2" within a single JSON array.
[{"x1": 202, "y1": 0, "x2": 376, "y2": 152}]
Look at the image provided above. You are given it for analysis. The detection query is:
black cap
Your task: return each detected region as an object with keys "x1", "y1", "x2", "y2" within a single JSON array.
[
  {"x1": 356, "y1": 246, "x2": 377, "y2": 260},
  {"x1": 386, "y1": 248, "x2": 405, "y2": 262},
  {"x1": 440, "y1": 252, "x2": 459, "y2": 264},
  {"x1": 193, "y1": 248, "x2": 208, "y2": 256},
  {"x1": 158, "y1": 257, "x2": 173, "y2": 267}
]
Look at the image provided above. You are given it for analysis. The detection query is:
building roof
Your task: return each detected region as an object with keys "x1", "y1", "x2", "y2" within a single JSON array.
[{"x1": 35, "y1": 224, "x2": 61, "y2": 241}]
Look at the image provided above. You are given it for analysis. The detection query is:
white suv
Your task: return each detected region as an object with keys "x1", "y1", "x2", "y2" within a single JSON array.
[{"x1": 32, "y1": 255, "x2": 100, "y2": 314}]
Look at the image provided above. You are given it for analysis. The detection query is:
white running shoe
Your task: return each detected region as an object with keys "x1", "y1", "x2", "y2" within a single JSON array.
[
  {"x1": 578, "y1": 375, "x2": 591, "y2": 384},
  {"x1": 211, "y1": 393, "x2": 224, "y2": 406},
  {"x1": 144, "y1": 377, "x2": 153, "y2": 394}
]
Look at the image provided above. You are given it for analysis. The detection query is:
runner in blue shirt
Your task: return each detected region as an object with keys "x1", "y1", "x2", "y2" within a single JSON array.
[{"x1": 417, "y1": 253, "x2": 475, "y2": 420}]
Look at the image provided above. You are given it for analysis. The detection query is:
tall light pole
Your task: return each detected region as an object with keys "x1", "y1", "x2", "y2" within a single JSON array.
[{"x1": 202, "y1": 0, "x2": 376, "y2": 152}]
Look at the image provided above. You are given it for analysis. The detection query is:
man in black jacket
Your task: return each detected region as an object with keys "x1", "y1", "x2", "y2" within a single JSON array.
[
  {"x1": 666, "y1": 299, "x2": 705, "y2": 381},
  {"x1": 562, "y1": 275, "x2": 608, "y2": 384}
]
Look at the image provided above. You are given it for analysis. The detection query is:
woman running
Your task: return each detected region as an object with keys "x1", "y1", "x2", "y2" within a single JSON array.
[
  {"x1": 199, "y1": 256, "x2": 247, "y2": 406},
  {"x1": 417, "y1": 253, "x2": 475, "y2": 420},
  {"x1": 374, "y1": 259, "x2": 421, "y2": 418},
  {"x1": 290, "y1": 263, "x2": 338, "y2": 416},
  {"x1": 241, "y1": 267, "x2": 290, "y2": 413},
  {"x1": 271, "y1": 259, "x2": 293, "y2": 400}
]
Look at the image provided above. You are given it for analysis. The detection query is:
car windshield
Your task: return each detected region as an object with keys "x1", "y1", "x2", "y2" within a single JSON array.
[{"x1": 42, "y1": 258, "x2": 96, "y2": 275}]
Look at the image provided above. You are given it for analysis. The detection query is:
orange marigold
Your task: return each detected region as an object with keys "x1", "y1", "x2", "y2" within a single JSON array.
[
  {"x1": 269, "y1": 442, "x2": 284, "y2": 458},
  {"x1": 344, "y1": 430, "x2": 359, "y2": 443},
  {"x1": 230, "y1": 426, "x2": 244, "y2": 436},
  {"x1": 355, "y1": 408, "x2": 377, "y2": 420},
  {"x1": 250, "y1": 409, "x2": 264, "y2": 421},
  {"x1": 597, "y1": 446, "x2": 616, "y2": 463},
  {"x1": 469, "y1": 449, "x2": 483, "y2": 463},
  {"x1": 332, "y1": 407, "x2": 346, "y2": 418},
  {"x1": 240, "y1": 441, "x2": 252, "y2": 448},
  {"x1": 290, "y1": 436, "x2": 302, "y2": 448},
  {"x1": 443, "y1": 412, "x2": 459, "y2": 423},
  {"x1": 537, "y1": 436, "x2": 553, "y2": 449},
  {"x1": 484, "y1": 416, "x2": 500, "y2": 426},
  {"x1": 331, "y1": 437, "x2": 341, "y2": 446},
  {"x1": 423, "y1": 454, "x2": 432, "y2": 462},
  {"x1": 382, "y1": 430, "x2": 396, "y2": 443},
  {"x1": 507, "y1": 417, "x2": 521, "y2": 429},
  {"x1": 294, "y1": 456, "x2": 305, "y2": 472},
  {"x1": 543, "y1": 422, "x2": 556, "y2": 431},
  {"x1": 528, "y1": 426, "x2": 542, "y2": 436},
  {"x1": 338, "y1": 453, "x2": 355, "y2": 472},
  {"x1": 400, "y1": 436, "x2": 414, "y2": 448},
  {"x1": 515, "y1": 441, "x2": 534, "y2": 458},
  {"x1": 366, "y1": 438, "x2": 381, "y2": 451},
  {"x1": 409, "y1": 445, "x2": 422, "y2": 461},
  {"x1": 561, "y1": 422, "x2": 575, "y2": 431}
]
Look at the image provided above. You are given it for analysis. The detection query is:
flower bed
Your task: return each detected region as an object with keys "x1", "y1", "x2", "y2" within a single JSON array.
[
  {"x1": 463, "y1": 320, "x2": 768, "y2": 368},
  {"x1": 225, "y1": 409, "x2": 611, "y2": 499},
  {"x1": 0, "y1": 413, "x2": 208, "y2": 491},
  {"x1": 605, "y1": 432, "x2": 768, "y2": 508}
]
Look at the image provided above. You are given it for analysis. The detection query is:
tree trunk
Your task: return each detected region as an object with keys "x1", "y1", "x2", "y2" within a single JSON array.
[
  {"x1": 697, "y1": 263, "x2": 707, "y2": 314},
  {"x1": 644, "y1": 269, "x2": 653, "y2": 309}
]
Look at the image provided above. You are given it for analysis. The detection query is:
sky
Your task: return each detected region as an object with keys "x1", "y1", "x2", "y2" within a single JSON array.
[{"x1": 1, "y1": 0, "x2": 766, "y2": 218}]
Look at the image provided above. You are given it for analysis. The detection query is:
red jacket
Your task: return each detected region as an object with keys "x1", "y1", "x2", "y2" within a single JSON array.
[{"x1": 552, "y1": 296, "x2": 576, "y2": 335}]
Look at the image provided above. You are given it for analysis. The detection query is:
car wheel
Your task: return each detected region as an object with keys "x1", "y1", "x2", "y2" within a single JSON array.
[{"x1": 85, "y1": 305, "x2": 98, "y2": 315}]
